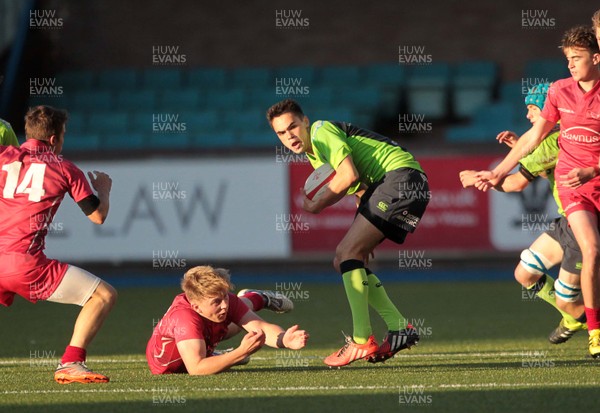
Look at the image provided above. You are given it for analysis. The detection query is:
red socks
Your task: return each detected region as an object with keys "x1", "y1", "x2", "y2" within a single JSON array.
[
  {"x1": 61, "y1": 345, "x2": 86, "y2": 364},
  {"x1": 585, "y1": 307, "x2": 600, "y2": 331},
  {"x1": 241, "y1": 292, "x2": 265, "y2": 311}
]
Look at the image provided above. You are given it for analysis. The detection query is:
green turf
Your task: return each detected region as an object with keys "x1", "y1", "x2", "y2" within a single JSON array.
[{"x1": 0, "y1": 280, "x2": 597, "y2": 412}]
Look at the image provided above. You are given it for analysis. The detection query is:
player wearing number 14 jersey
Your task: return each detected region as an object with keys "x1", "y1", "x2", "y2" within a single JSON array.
[{"x1": 0, "y1": 106, "x2": 117, "y2": 384}]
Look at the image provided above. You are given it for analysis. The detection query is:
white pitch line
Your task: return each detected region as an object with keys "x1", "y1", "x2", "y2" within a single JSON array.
[
  {"x1": 2, "y1": 382, "x2": 600, "y2": 396},
  {"x1": 0, "y1": 350, "x2": 566, "y2": 365}
]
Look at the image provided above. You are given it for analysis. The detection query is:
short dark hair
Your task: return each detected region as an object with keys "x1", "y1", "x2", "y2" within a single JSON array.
[
  {"x1": 561, "y1": 25, "x2": 600, "y2": 54},
  {"x1": 24, "y1": 105, "x2": 68, "y2": 141},
  {"x1": 266, "y1": 99, "x2": 305, "y2": 123}
]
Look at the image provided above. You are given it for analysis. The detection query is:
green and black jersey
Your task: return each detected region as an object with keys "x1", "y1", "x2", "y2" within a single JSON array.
[
  {"x1": 307, "y1": 120, "x2": 423, "y2": 195},
  {"x1": 518, "y1": 127, "x2": 561, "y2": 215}
]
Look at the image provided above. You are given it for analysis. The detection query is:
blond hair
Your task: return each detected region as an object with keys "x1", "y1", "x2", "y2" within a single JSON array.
[
  {"x1": 181, "y1": 265, "x2": 233, "y2": 302},
  {"x1": 592, "y1": 9, "x2": 600, "y2": 30}
]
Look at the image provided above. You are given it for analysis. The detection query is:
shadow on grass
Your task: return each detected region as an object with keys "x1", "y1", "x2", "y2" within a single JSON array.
[{"x1": 1, "y1": 387, "x2": 597, "y2": 413}]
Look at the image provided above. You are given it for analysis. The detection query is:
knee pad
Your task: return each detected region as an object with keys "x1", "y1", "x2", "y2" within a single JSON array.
[
  {"x1": 519, "y1": 249, "x2": 553, "y2": 275},
  {"x1": 554, "y1": 278, "x2": 582, "y2": 303}
]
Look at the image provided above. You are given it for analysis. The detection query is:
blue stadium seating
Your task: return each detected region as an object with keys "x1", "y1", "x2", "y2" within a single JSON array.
[
  {"x1": 160, "y1": 90, "x2": 203, "y2": 111},
  {"x1": 318, "y1": 66, "x2": 362, "y2": 87},
  {"x1": 274, "y1": 66, "x2": 317, "y2": 86},
  {"x1": 103, "y1": 132, "x2": 145, "y2": 149},
  {"x1": 451, "y1": 61, "x2": 497, "y2": 118},
  {"x1": 231, "y1": 67, "x2": 273, "y2": 89},
  {"x1": 64, "y1": 133, "x2": 100, "y2": 151},
  {"x1": 205, "y1": 89, "x2": 246, "y2": 110},
  {"x1": 70, "y1": 90, "x2": 113, "y2": 112},
  {"x1": 56, "y1": 71, "x2": 96, "y2": 92},
  {"x1": 406, "y1": 63, "x2": 451, "y2": 119},
  {"x1": 97, "y1": 69, "x2": 139, "y2": 90},
  {"x1": 141, "y1": 68, "x2": 184, "y2": 89},
  {"x1": 88, "y1": 112, "x2": 130, "y2": 135},
  {"x1": 187, "y1": 67, "x2": 228, "y2": 90},
  {"x1": 116, "y1": 90, "x2": 158, "y2": 111},
  {"x1": 524, "y1": 59, "x2": 569, "y2": 82}
]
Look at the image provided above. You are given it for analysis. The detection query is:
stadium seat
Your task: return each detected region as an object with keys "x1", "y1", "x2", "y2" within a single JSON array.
[
  {"x1": 230, "y1": 109, "x2": 265, "y2": 132},
  {"x1": 499, "y1": 81, "x2": 525, "y2": 104},
  {"x1": 88, "y1": 112, "x2": 130, "y2": 135},
  {"x1": 180, "y1": 110, "x2": 220, "y2": 136},
  {"x1": 187, "y1": 67, "x2": 228, "y2": 90},
  {"x1": 65, "y1": 111, "x2": 87, "y2": 135},
  {"x1": 274, "y1": 66, "x2": 317, "y2": 86},
  {"x1": 64, "y1": 133, "x2": 100, "y2": 151},
  {"x1": 97, "y1": 69, "x2": 139, "y2": 90},
  {"x1": 237, "y1": 129, "x2": 276, "y2": 147},
  {"x1": 318, "y1": 65, "x2": 362, "y2": 87},
  {"x1": 70, "y1": 90, "x2": 114, "y2": 112},
  {"x1": 445, "y1": 102, "x2": 520, "y2": 143},
  {"x1": 103, "y1": 132, "x2": 145, "y2": 150},
  {"x1": 141, "y1": 68, "x2": 184, "y2": 89},
  {"x1": 56, "y1": 70, "x2": 96, "y2": 91},
  {"x1": 451, "y1": 61, "x2": 497, "y2": 118},
  {"x1": 205, "y1": 89, "x2": 246, "y2": 110},
  {"x1": 231, "y1": 67, "x2": 273, "y2": 89},
  {"x1": 293, "y1": 85, "x2": 335, "y2": 110},
  {"x1": 364, "y1": 63, "x2": 406, "y2": 116},
  {"x1": 116, "y1": 90, "x2": 158, "y2": 111},
  {"x1": 334, "y1": 86, "x2": 383, "y2": 112},
  {"x1": 249, "y1": 89, "x2": 280, "y2": 113},
  {"x1": 524, "y1": 59, "x2": 569, "y2": 82},
  {"x1": 406, "y1": 63, "x2": 451, "y2": 119},
  {"x1": 190, "y1": 131, "x2": 236, "y2": 148},
  {"x1": 148, "y1": 132, "x2": 190, "y2": 149},
  {"x1": 160, "y1": 89, "x2": 203, "y2": 111}
]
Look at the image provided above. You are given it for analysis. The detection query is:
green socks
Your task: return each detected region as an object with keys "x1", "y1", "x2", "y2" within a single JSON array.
[
  {"x1": 341, "y1": 260, "x2": 371, "y2": 344},
  {"x1": 528, "y1": 274, "x2": 580, "y2": 326},
  {"x1": 367, "y1": 272, "x2": 406, "y2": 331}
]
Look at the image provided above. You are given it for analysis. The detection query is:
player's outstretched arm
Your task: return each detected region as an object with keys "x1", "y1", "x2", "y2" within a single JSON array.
[
  {"x1": 86, "y1": 171, "x2": 112, "y2": 224},
  {"x1": 177, "y1": 333, "x2": 265, "y2": 375},
  {"x1": 240, "y1": 311, "x2": 309, "y2": 350},
  {"x1": 475, "y1": 119, "x2": 555, "y2": 191},
  {"x1": 302, "y1": 155, "x2": 359, "y2": 214}
]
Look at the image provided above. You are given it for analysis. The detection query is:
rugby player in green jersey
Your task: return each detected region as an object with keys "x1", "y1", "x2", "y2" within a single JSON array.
[
  {"x1": 461, "y1": 83, "x2": 597, "y2": 344},
  {"x1": 0, "y1": 117, "x2": 19, "y2": 147},
  {"x1": 267, "y1": 99, "x2": 429, "y2": 367}
]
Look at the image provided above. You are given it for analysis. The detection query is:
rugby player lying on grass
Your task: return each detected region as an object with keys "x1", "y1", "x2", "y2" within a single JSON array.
[{"x1": 146, "y1": 265, "x2": 309, "y2": 375}]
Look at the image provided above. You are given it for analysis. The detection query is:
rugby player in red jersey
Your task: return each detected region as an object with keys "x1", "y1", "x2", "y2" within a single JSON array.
[
  {"x1": 146, "y1": 265, "x2": 308, "y2": 375},
  {"x1": 0, "y1": 106, "x2": 116, "y2": 383},
  {"x1": 475, "y1": 26, "x2": 600, "y2": 357}
]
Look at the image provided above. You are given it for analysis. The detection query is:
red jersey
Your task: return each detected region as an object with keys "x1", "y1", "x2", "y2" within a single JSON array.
[
  {"x1": 541, "y1": 78, "x2": 600, "y2": 178},
  {"x1": 146, "y1": 292, "x2": 249, "y2": 374},
  {"x1": 0, "y1": 140, "x2": 94, "y2": 258}
]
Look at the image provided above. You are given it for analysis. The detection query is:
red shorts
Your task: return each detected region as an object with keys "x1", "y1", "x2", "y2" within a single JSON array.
[
  {"x1": 0, "y1": 252, "x2": 68, "y2": 307},
  {"x1": 559, "y1": 179, "x2": 600, "y2": 218}
]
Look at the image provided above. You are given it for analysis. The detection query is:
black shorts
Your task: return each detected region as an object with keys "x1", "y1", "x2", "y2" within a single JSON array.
[
  {"x1": 546, "y1": 216, "x2": 582, "y2": 275},
  {"x1": 357, "y1": 168, "x2": 430, "y2": 244}
]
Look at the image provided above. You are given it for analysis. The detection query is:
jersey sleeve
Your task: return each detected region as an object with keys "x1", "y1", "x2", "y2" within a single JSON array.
[
  {"x1": 0, "y1": 120, "x2": 19, "y2": 147},
  {"x1": 518, "y1": 131, "x2": 559, "y2": 178},
  {"x1": 541, "y1": 82, "x2": 560, "y2": 123},
  {"x1": 171, "y1": 308, "x2": 205, "y2": 343},
  {"x1": 311, "y1": 121, "x2": 353, "y2": 169},
  {"x1": 310, "y1": 121, "x2": 361, "y2": 195},
  {"x1": 62, "y1": 161, "x2": 95, "y2": 203},
  {"x1": 228, "y1": 293, "x2": 250, "y2": 324}
]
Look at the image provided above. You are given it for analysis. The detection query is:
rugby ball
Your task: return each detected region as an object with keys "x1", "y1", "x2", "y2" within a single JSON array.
[{"x1": 304, "y1": 164, "x2": 336, "y2": 200}]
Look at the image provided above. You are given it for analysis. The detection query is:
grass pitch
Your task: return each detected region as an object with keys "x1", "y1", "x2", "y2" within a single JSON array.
[{"x1": 0, "y1": 278, "x2": 598, "y2": 412}]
